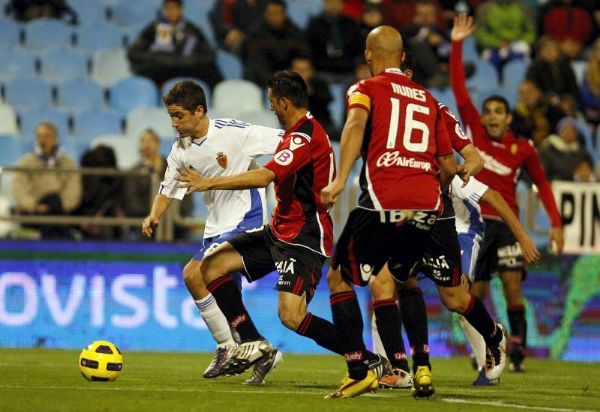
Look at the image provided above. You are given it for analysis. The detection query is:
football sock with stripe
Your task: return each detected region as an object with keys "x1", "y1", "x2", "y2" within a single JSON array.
[
  {"x1": 507, "y1": 304, "x2": 527, "y2": 348},
  {"x1": 195, "y1": 293, "x2": 236, "y2": 348},
  {"x1": 206, "y1": 276, "x2": 263, "y2": 343},
  {"x1": 330, "y1": 291, "x2": 368, "y2": 380},
  {"x1": 398, "y1": 286, "x2": 431, "y2": 371},
  {"x1": 373, "y1": 299, "x2": 410, "y2": 372},
  {"x1": 463, "y1": 294, "x2": 501, "y2": 347},
  {"x1": 296, "y1": 312, "x2": 342, "y2": 354}
]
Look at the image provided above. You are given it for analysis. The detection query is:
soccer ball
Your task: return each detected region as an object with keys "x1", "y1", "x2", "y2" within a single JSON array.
[{"x1": 79, "y1": 340, "x2": 123, "y2": 381}]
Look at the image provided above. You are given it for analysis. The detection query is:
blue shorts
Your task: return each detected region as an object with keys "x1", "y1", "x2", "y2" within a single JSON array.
[
  {"x1": 458, "y1": 232, "x2": 483, "y2": 283},
  {"x1": 192, "y1": 228, "x2": 247, "y2": 261}
]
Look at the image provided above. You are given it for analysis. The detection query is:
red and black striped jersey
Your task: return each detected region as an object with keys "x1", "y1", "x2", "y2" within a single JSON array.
[
  {"x1": 347, "y1": 68, "x2": 453, "y2": 211},
  {"x1": 264, "y1": 112, "x2": 335, "y2": 256}
]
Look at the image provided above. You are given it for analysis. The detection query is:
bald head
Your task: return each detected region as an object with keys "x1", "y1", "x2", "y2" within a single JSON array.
[{"x1": 365, "y1": 25, "x2": 404, "y2": 75}]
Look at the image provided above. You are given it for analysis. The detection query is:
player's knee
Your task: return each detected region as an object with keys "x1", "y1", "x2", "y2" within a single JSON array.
[
  {"x1": 327, "y1": 269, "x2": 348, "y2": 293},
  {"x1": 277, "y1": 306, "x2": 303, "y2": 330},
  {"x1": 200, "y1": 255, "x2": 220, "y2": 283},
  {"x1": 369, "y1": 275, "x2": 395, "y2": 300},
  {"x1": 183, "y1": 261, "x2": 200, "y2": 284},
  {"x1": 439, "y1": 288, "x2": 469, "y2": 313}
]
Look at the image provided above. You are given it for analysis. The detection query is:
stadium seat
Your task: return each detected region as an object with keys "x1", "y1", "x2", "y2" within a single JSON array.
[
  {"x1": 120, "y1": 22, "x2": 147, "y2": 46},
  {"x1": 91, "y1": 48, "x2": 132, "y2": 87},
  {"x1": 3, "y1": 76, "x2": 53, "y2": 109},
  {"x1": 39, "y1": 48, "x2": 89, "y2": 81},
  {"x1": 502, "y1": 59, "x2": 527, "y2": 88},
  {"x1": 287, "y1": 1, "x2": 312, "y2": 29},
  {"x1": 73, "y1": 109, "x2": 123, "y2": 139},
  {"x1": 0, "y1": 48, "x2": 37, "y2": 80},
  {"x1": 0, "y1": 19, "x2": 21, "y2": 49},
  {"x1": 90, "y1": 134, "x2": 138, "y2": 169},
  {"x1": 77, "y1": 25, "x2": 124, "y2": 52},
  {"x1": 430, "y1": 87, "x2": 459, "y2": 118},
  {"x1": 467, "y1": 60, "x2": 499, "y2": 94},
  {"x1": 0, "y1": 105, "x2": 19, "y2": 136},
  {"x1": 109, "y1": 76, "x2": 158, "y2": 115},
  {"x1": 185, "y1": 0, "x2": 216, "y2": 45},
  {"x1": 161, "y1": 77, "x2": 211, "y2": 106},
  {"x1": 24, "y1": 19, "x2": 73, "y2": 49},
  {"x1": 236, "y1": 110, "x2": 280, "y2": 129},
  {"x1": 125, "y1": 106, "x2": 175, "y2": 139},
  {"x1": 212, "y1": 80, "x2": 263, "y2": 116},
  {"x1": 18, "y1": 107, "x2": 70, "y2": 138},
  {"x1": 570, "y1": 60, "x2": 587, "y2": 86},
  {"x1": 70, "y1": 0, "x2": 109, "y2": 25},
  {"x1": 0, "y1": 135, "x2": 24, "y2": 166},
  {"x1": 110, "y1": 3, "x2": 157, "y2": 27},
  {"x1": 216, "y1": 50, "x2": 243, "y2": 80},
  {"x1": 328, "y1": 83, "x2": 346, "y2": 130},
  {"x1": 59, "y1": 136, "x2": 87, "y2": 162},
  {"x1": 462, "y1": 36, "x2": 479, "y2": 62},
  {"x1": 56, "y1": 78, "x2": 105, "y2": 112}
]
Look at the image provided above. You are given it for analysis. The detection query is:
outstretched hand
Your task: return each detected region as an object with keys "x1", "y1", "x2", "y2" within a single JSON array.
[{"x1": 451, "y1": 14, "x2": 475, "y2": 42}]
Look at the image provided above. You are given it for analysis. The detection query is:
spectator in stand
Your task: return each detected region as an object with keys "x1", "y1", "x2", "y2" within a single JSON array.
[
  {"x1": 290, "y1": 56, "x2": 337, "y2": 141},
  {"x1": 359, "y1": 3, "x2": 384, "y2": 46},
  {"x1": 4, "y1": 0, "x2": 77, "y2": 24},
  {"x1": 306, "y1": 0, "x2": 362, "y2": 83},
  {"x1": 581, "y1": 38, "x2": 600, "y2": 130},
  {"x1": 127, "y1": 0, "x2": 222, "y2": 90},
  {"x1": 402, "y1": 0, "x2": 451, "y2": 87},
  {"x1": 538, "y1": 0, "x2": 596, "y2": 59},
  {"x1": 539, "y1": 117, "x2": 593, "y2": 181},
  {"x1": 526, "y1": 36, "x2": 579, "y2": 107},
  {"x1": 474, "y1": 0, "x2": 535, "y2": 70},
  {"x1": 512, "y1": 79, "x2": 565, "y2": 145},
  {"x1": 573, "y1": 154, "x2": 598, "y2": 182},
  {"x1": 209, "y1": 0, "x2": 268, "y2": 55},
  {"x1": 12, "y1": 122, "x2": 82, "y2": 238},
  {"x1": 243, "y1": 0, "x2": 308, "y2": 88},
  {"x1": 124, "y1": 129, "x2": 193, "y2": 239}
]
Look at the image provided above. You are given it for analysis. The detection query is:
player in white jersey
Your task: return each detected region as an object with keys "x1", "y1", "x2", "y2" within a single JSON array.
[{"x1": 141, "y1": 80, "x2": 283, "y2": 384}]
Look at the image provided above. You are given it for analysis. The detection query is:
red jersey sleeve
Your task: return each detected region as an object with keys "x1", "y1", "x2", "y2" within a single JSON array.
[
  {"x1": 435, "y1": 107, "x2": 453, "y2": 156},
  {"x1": 346, "y1": 80, "x2": 371, "y2": 114},
  {"x1": 440, "y1": 103, "x2": 470, "y2": 152},
  {"x1": 523, "y1": 143, "x2": 562, "y2": 227},
  {"x1": 264, "y1": 131, "x2": 312, "y2": 182}
]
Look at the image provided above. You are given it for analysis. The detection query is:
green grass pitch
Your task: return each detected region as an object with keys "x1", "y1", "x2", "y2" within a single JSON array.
[{"x1": 0, "y1": 349, "x2": 598, "y2": 411}]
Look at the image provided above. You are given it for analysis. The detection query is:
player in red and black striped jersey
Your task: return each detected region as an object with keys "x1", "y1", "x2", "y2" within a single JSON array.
[
  {"x1": 176, "y1": 71, "x2": 341, "y2": 381},
  {"x1": 320, "y1": 25, "x2": 458, "y2": 399},
  {"x1": 450, "y1": 14, "x2": 564, "y2": 372}
]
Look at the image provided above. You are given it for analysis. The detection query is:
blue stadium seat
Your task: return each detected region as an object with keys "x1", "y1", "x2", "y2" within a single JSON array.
[
  {"x1": 110, "y1": 3, "x2": 157, "y2": 26},
  {"x1": 77, "y1": 25, "x2": 124, "y2": 52},
  {"x1": 0, "y1": 135, "x2": 24, "y2": 166},
  {"x1": 502, "y1": 59, "x2": 527, "y2": 88},
  {"x1": 0, "y1": 19, "x2": 21, "y2": 49},
  {"x1": 212, "y1": 80, "x2": 263, "y2": 117},
  {"x1": 70, "y1": 0, "x2": 109, "y2": 25},
  {"x1": 236, "y1": 110, "x2": 279, "y2": 129},
  {"x1": 161, "y1": 77, "x2": 211, "y2": 106},
  {"x1": 25, "y1": 19, "x2": 73, "y2": 49},
  {"x1": 185, "y1": 0, "x2": 216, "y2": 45},
  {"x1": 90, "y1": 134, "x2": 138, "y2": 169},
  {"x1": 57, "y1": 78, "x2": 105, "y2": 112},
  {"x1": 467, "y1": 60, "x2": 499, "y2": 94},
  {"x1": 216, "y1": 50, "x2": 243, "y2": 80},
  {"x1": 91, "y1": 48, "x2": 132, "y2": 87},
  {"x1": 0, "y1": 48, "x2": 37, "y2": 80},
  {"x1": 60, "y1": 136, "x2": 87, "y2": 162},
  {"x1": 3, "y1": 76, "x2": 53, "y2": 109},
  {"x1": 125, "y1": 106, "x2": 175, "y2": 139},
  {"x1": 0, "y1": 105, "x2": 18, "y2": 135},
  {"x1": 120, "y1": 22, "x2": 147, "y2": 46},
  {"x1": 288, "y1": 2, "x2": 312, "y2": 29},
  {"x1": 18, "y1": 107, "x2": 70, "y2": 138},
  {"x1": 39, "y1": 48, "x2": 89, "y2": 81},
  {"x1": 430, "y1": 87, "x2": 459, "y2": 119},
  {"x1": 109, "y1": 76, "x2": 158, "y2": 115},
  {"x1": 328, "y1": 83, "x2": 346, "y2": 130},
  {"x1": 462, "y1": 36, "x2": 479, "y2": 62},
  {"x1": 73, "y1": 109, "x2": 122, "y2": 139}
]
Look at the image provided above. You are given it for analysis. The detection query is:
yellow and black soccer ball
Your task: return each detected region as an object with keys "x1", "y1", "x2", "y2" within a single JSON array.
[{"x1": 79, "y1": 340, "x2": 123, "y2": 381}]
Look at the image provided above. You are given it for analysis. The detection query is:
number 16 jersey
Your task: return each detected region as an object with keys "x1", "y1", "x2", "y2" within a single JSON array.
[{"x1": 347, "y1": 68, "x2": 453, "y2": 211}]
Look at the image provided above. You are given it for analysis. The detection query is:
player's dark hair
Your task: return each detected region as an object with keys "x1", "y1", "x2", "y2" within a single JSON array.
[
  {"x1": 482, "y1": 95, "x2": 510, "y2": 113},
  {"x1": 163, "y1": 0, "x2": 183, "y2": 6},
  {"x1": 400, "y1": 49, "x2": 416, "y2": 75},
  {"x1": 267, "y1": 0, "x2": 286, "y2": 10},
  {"x1": 268, "y1": 70, "x2": 308, "y2": 109},
  {"x1": 163, "y1": 80, "x2": 207, "y2": 113}
]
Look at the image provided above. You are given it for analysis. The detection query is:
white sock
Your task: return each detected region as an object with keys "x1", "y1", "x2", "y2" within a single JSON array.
[
  {"x1": 195, "y1": 294, "x2": 235, "y2": 348},
  {"x1": 460, "y1": 315, "x2": 486, "y2": 370},
  {"x1": 371, "y1": 313, "x2": 387, "y2": 359}
]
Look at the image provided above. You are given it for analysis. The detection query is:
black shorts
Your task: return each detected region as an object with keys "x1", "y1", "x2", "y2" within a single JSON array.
[
  {"x1": 332, "y1": 207, "x2": 437, "y2": 287},
  {"x1": 474, "y1": 219, "x2": 526, "y2": 282},
  {"x1": 227, "y1": 225, "x2": 326, "y2": 303},
  {"x1": 389, "y1": 217, "x2": 462, "y2": 287}
]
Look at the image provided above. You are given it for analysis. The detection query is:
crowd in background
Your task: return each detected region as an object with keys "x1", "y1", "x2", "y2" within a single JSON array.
[{"x1": 1, "y1": 0, "x2": 599, "y2": 240}]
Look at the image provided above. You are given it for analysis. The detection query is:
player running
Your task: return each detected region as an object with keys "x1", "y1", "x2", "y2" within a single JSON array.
[
  {"x1": 142, "y1": 80, "x2": 283, "y2": 384},
  {"x1": 320, "y1": 25, "x2": 458, "y2": 399},
  {"x1": 450, "y1": 14, "x2": 564, "y2": 372}
]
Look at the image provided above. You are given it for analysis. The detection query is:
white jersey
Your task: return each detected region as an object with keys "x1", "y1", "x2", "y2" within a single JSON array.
[
  {"x1": 450, "y1": 175, "x2": 488, "y2": 236},
  {"x1": 159, "y1": 118, "x2": 283, "y2": 238}
]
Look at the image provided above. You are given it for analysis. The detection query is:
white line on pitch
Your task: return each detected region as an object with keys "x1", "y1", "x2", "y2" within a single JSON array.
[{"x1": 442, "y1": 397, "x2": 596, "y2": 412}]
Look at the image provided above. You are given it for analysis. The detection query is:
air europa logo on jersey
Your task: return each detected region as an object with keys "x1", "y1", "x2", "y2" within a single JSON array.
[
  {"x1": 216, "y1": 152, "x2": 228, "y2": 169},
  {"x1": 376, "y1": 151, "x2": 431, "y2": 171}
]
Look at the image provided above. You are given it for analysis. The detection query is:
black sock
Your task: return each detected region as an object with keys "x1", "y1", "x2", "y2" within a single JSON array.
[
  {"x1": 206, "y1": 276, "x2": 263, "y2": 342},
  {"x1": 463, "y1": 294, "x2": 501, "y2": 347},
  {"x1": 330, "y1": 291, "x2": 368, "y2": 380},
  {"x1": 507, "y1": 304, "x2": 527, "y2": 348},
  {"x1": 296, "y1": 312, "x2": 342, "y2": 354},
  {"x1": 398, "y1": 287, "x2": 430, "y2": 372},
  {"x1": 373, "y1": 298, "x2": 409, "y2": 371}
]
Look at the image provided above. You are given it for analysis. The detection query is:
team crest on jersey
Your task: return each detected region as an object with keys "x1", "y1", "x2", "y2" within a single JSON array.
[{"x1": 216, "y1": 152, "x2": 228, "y2": 169}]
